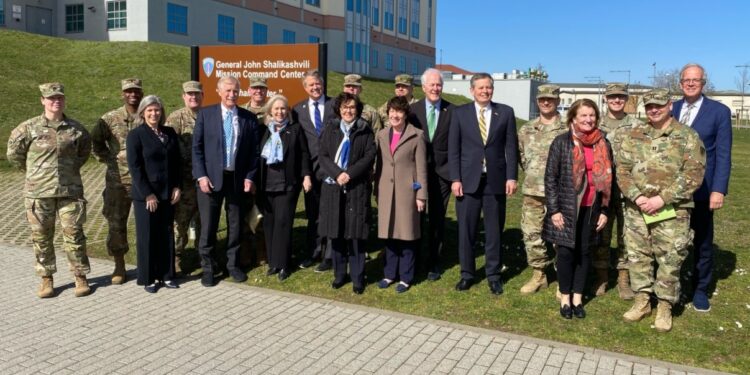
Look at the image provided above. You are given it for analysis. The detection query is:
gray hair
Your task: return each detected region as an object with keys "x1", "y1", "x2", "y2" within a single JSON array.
[
  {"x1": 263, "y1": 94, "x2": 291, "y2": 125},
  {"x1": 135, "y1": 95, "x2": 166, "y2": 127},
  {"x1": 679, "y1": 63, "x2": 707, "y2": 82},
  {"x1": 420, "y1": 68, "x2": 443, "y2": 86},
  {"x1": 470, "y1": 72, "x2": 494, "y2": 88},
  {"x1": 217, "y1": 76, "x2": 241, "y2": 89},
  {"x1": 302, "y1": 70, "x2": 325, "y2": 86}
]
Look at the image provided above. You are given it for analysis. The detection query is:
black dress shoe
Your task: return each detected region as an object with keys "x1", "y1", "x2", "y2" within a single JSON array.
[
  {"x1": 162, "y1": 280, "x2": 179, "y2": 289},
  {"x1": 315, "y1": 260, "x2": 332, "y2": 273},
  {"x1": 331, "y1": 278, "x2": 347, "y2": 289},
  {"x1": 278, "y1": 269, "x2": 291, "y2": 281},
  {"x1": 455, "y1": 279, "x2": 473, "y2": 291},
  {"x1": 230, "y1": 269, "x2": 248, "y2": 282},
  {"x1": 201, "y1": 273, "x2": 215, "y2": 287},
  {"x1": 353, "y1": 285, "x2": 365, "y2": 294},
  {"x1": 572, "y1": 304, "x2": 586, "y2": 319},
  {"x1": 144, "y1": 283, "x2": 159, "y2": 293},
  {"x1": 488, "y1": 280, "x2": 504, "y2": 295},
  {"x1": 266, "y1": 267, "x2": 280, "y2": 276},
  {"x1": 298, "y1": 258, "x2": 315, "y2": 269},
  {"x1": 560, "y1": 304, "x2": 573, "y2": 319}
]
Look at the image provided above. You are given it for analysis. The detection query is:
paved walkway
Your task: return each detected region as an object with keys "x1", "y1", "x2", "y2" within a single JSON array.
[{"x1": 1, "y1": 243, "x2": 725, "y2": 374}]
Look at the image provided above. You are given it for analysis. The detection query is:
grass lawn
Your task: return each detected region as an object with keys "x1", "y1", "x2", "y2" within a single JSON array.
[{"x1": 2, "y1": 29, "x2": 748, "y2": 373}]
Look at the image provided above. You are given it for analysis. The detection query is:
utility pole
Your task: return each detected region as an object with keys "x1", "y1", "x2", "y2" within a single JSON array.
[
  {"x1": 736, "y1": 64, "x2": 750, "y2": 128},
  {"x1": 652, "y1": 62, "x2": 657, "y2": 86},
  {"x1": 610, "y1": 70, "x2": 631, "y2": 86}
]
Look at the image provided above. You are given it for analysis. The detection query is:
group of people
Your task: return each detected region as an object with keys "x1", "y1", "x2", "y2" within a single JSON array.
[{"x1": 9, "y1": 63, "x2": 731, "y2": 333}]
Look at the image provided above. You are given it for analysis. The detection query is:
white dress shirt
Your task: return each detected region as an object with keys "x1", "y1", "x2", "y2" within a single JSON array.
[{"x1": 679, "y1": 95, "x2": 703, "y2": 127}]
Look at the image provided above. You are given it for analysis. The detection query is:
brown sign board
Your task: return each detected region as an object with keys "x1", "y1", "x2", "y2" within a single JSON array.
[{"x1": 191, "y1": 43, "x2": 327, "y2": 107}]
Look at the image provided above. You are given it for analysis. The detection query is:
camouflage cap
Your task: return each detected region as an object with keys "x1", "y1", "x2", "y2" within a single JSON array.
[
  {"x1": 394, "y1": 74, "x2": 413, "y2": 86},
  {"x1": 343, "y1": 74, "x2": 362, "y2": 87},
  {"x1": 121, "y1": 78, "x2": 143, "y2": 91},
  {"x1": 39, "y1": 82, "x2": 65, "y2": 97},
  {"x1": 182, "y1": 80, "x2": 203, "y2": 93},
  {"x1": 536, "y1": 84, "x2": 560, "y2": 99},
  {"x1": 249, "y1": 77, "x2": 268, "y2": 88},
  {"x1": 642, "y1": 88, "x2": 671, "y2": 106},
  {"x1": 605, "y1": 82, "x2": 628, "y2": 96}
]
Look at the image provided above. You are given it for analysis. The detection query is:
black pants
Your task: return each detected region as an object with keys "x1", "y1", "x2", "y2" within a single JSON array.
[
  {"x1": 133, "y1": 200, "x2": 175, "y2": 285},
  {"x1": 384, "y1": 239, "x2": 417, "y2": 285},
  {"x1": 259, "y1": 189, "x2": 299, "y2": 270},
  {"x1": 691, "y1": 200, "x2": 713, "y2": 294},
  {"x1": 557, "y1": 206, "x2": 593, "y2": 295},
  {"x1": 331, "y1": 238, "x2": 366, "y2": 287},
  {"x1": 425, "y1": 171, "x2": 451, "y2": 272},
  {"x1": 304, "y1": 178, "x2": 328, "y2": 260},
  {"x1": 197, "y1": 172, "x2": 246, "y2": 274}
]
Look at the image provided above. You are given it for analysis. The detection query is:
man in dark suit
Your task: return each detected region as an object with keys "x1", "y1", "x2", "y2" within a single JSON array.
[
  {"x1": 448, "y1": 72, "x2": 518, "y2": 294},
  {"x1": 672, "y1": 63, "x2": 733, "y2": 312},
  {"x1": 193, "y1": 76, "x2": 259, "y2": 287},
  {"x1": 408, "y1": 68, "x2": 453, "y2": 281},
  {"x1": 292, "y1": 70, "x2": 336, "y2": 272}
]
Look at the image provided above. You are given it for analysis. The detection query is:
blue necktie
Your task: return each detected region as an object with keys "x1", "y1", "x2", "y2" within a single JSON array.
[
  {"x1": 223, "y1": 111, "x2": 234, "y2": 168},
  {"x1": 313, "y1": 101, "x2": 322, "y2": 135}
]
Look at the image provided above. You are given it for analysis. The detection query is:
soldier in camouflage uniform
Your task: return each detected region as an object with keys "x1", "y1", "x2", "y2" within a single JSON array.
[
  {"x1": 592, "y1": 83, "x2": 644, "y2": 299},
  {"x1": 377, "y1": 74, "x2": 419, "y2": 131},
  {"x1": 517, "y1": 84, "x2": 568, "y2": 295},
  {"x1": 7, "y1": 83, "x2": 92, "y2": 298},
  {"x1": 242, "y1": 77, "x2": 268, "y2": 120},
  {"x1": 617, "y1": 89, "x2": 705, "y2": 332},
  {"x1": 91, "y1": 78, "x2": 143, "y2": 284},
  {"x1": 165, "y1": 81, "x2": 204, "y2": 273},
  {"x1": 343, "y1": 74, "x2": 383, "y2": 130},
  {"x1": 241, "y1": 77, "x2": 268, "y2": 267}
]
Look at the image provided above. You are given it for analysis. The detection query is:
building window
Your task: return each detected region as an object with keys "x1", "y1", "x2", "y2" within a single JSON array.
[
  {"x1": 347, "y1": 0, "x2": 354, "y2": 11},
  {"x1": 364, "y1": 0, "x2": 369, "y2": 16},
  {"x1": 410, "y1": 0, "x2": 420, "y2": 38},
  {"x1": 346, "y1": 42, "x2": 353, "y2": 61},
  {"x1": 308, "y1": 35, "x2": 320, "y2": 43},
  {"x1": 397, "y1": 0, "x2": 407, "y2": 34},
  {"x1": 384, "y1": 0, "x2": 394, "y2": 30},
  {"x1": 65, "y1": 4, "x2": 84, "y2": 33},
  {"x1": 167, "y1": 3, "x2": 187, "y2": 35},
  {"x1": 371, "y1": 49, "x2": 379, "y2": 68},
  {"x1": 253, "y1": 22, "x2": 267, "y2": 45},
  {"x1": 106, "y1": 1, "x2": 127, "y2": 30},
  {"x1": 0, "y1": 2, "x2": 4, "y2": 26},
  {"x1": 283, "y1": 29, "x2": 296, "y2": 44},
  {"x1": 399, "y1": 56, "x2": 406, "y2": 73},
  {"x1": 217, "y1": 15, "x2": 235, "y2": 43},
  {"x1": 386, "y1": 53, "x2": 393, "y2": 71},
  {"x1": 356, "y1": 0, "x2": 362, "y2": 13},
  {"x1": 306, "y1": 0, "x2": 321, "y2": 6},
  {"x1": 427, "y1": 0, "x2": 432, "y2": 42},
  {"x1": 372, "y1": 0, "x2": 379, "y2": 25},
  {"x1": 355, "y1": 43, "x2": 361, "y2": 62},
  {"x1": 412, "y1": 58, "x2": 419, "y2": 74}
]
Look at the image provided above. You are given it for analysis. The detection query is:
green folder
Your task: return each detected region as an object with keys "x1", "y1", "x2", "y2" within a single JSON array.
[{"x1": 642, "y1": 204, "x2": 676, "y2": 224}]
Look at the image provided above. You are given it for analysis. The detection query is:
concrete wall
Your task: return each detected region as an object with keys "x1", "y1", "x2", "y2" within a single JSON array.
[{"x1": 443, "y1": 78, "x2": 537, "y2": 120}]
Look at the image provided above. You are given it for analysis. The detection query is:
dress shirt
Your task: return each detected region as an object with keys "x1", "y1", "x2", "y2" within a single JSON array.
[
  {"x1": 221, "y1": 104, "x2": 239, "y2": 171},
  {"x1": 474, "y1": 102, "x2": 492, "y2": 173},
  {"x1": 426, "y1": 99, "x2": 442, "y2": 129},
  {"x1": 679, "y1": 95, "x2": 704, "y2": 127},
  {"x1": 308, "y1": 97, "x2": 326, "y2": 130}
]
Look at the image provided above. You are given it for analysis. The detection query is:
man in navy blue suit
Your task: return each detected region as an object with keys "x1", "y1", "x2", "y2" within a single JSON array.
[
  {"x1": 672, "y1": 63, "x2": 733, "y2": 312},
  {"x1": 193, "y1": 76, "x2": 259, "y2": 287},
  {"x1": 448, "y1": 72, "x2": 519, "y2": 294}
]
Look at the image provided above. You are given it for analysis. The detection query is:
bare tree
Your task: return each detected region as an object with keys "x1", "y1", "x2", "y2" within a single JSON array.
[{"x1": 654, "y1": 67, "x2": 716, "y2": 94}]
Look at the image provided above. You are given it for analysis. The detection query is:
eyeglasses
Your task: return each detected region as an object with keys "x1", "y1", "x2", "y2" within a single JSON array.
[
  {"x1": 340, "y1": 105, "x2": 357, "y2": 111},
  {"x1": 680, "y1": 78, "x2": 704, "y2": 84}
]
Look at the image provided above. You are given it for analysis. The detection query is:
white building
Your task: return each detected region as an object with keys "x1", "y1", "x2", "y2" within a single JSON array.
[{"x1": 0, "y1": 0, "x2": 437, "y2": 80}]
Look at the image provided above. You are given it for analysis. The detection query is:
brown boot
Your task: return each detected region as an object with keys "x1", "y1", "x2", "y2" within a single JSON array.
[
  {"x1": 654, "y1": 300, "x2": 673, "y2": 332},
  {"x1": 74, "y1": 275, "x2": 91, "y2": 297},
  {"x1": 594, "y1": 268, "x2": 608, "y2": 296},
  {"x1": 37, "y1": 276, "x2": 54, "y2": 298},
  {"x1": 520, "y1": 269, "x2": 548, "y2": 295},
  {"x1": 112, "y1": 255, "x2": 126, "y2": 285},
  {"x1": 623, "y1": 292, "x2": 652, "y2": 322},
  {"x1": 617, "y1": 269, "x2": 635, "y2": 300}
]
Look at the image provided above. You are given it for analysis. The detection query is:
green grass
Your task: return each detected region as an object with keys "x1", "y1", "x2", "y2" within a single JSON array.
[{"x1": 2, "y1": 29, "x2": 748, "y2": 373}]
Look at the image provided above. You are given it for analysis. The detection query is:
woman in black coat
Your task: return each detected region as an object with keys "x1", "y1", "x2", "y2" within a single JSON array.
[
  {"x1": 126, "y1": 95, "x2": 182, "y2": 293},
  {"x1": 318, "y1": 92, "x2": 376, "y2": 294},
  {"x1": 543, "y1": 98, "x2": 612, "y2": 319},
  {"x1": 257, "y1": 95, "x2": 312, "y2": 281}
]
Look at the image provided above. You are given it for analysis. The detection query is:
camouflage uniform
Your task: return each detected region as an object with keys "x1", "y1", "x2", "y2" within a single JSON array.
[
  {"x1": 7, "y1": 104, "x2": 92, "y2": 277},
  {"x1": 91, "y1": 105, "x2": 137, "y2": 257},
  {"x1": 343, "y1": 74, "x2": 383, "y2": 130},
  {"x1": 593, "y1": 113, "x2": 643, "y2": 271},
  {"x1": 240, "y1": 102, "x2": 267, "y2": 266},
  {"x1": 165, "y1": 106, "x2": 200, "y2": 254},
  {"x1": 518, "y1": 114, "x2": 567, "y2": 269},
  {"x1": 617, "y1": 117, "x2": 705, "y2": 304}
]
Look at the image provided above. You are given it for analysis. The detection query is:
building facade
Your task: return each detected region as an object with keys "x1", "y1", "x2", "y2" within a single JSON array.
[{"x1": 0, "y1": 0, "x2": 437, "y2": 79}]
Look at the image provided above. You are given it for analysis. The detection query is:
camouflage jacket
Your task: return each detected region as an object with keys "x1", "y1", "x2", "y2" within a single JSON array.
[
  {"x1": 91, "y1": 106, "x2": 137, "y2": 186},
  {"x1": 361, "y1": 104, "x2": 383, "y2": 131},
  {"x1": 7, "y1": 113, "x2": 91, "y2": 199},
  {"x1": 242, "y1": 102, "x2": 265, "y2": 124},
  {"x1": 600, "y1": 113, "x2": 643, "y2": 155},
  {"x1": 518, "y1": 115, "x2": 567, "y2": 197},
  {"x1": 616, "y1": 118, "x2": 706, "y2": 208},
  {"x1": 377, "y1": 97, "x2": 418, "y2": 131},
  {"x1": 165, "y1": 107, "x2": 198, "y2": 183}
]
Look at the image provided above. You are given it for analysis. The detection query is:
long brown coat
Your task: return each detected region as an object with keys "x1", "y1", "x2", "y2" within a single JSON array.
[{"x1": 375, "y1": 123, "x2": 428, "y2": 240}]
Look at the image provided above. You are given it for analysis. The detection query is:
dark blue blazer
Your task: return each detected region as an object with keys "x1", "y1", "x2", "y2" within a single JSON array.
[
  {"x1": 672, "y1": 95, "x2": 732, "y2": 200},
  {"x1": 292, "y1": 96, "x2": 336, "y2": 178},
  {"x1": 126, "y1": 124, "x2": 182, "y2": 201},
  {"x1": 448, "y1": 101, "x2": 519, "y2": 195},
  {"x1": 192, "y1": 104, "x2": 259, "y2": 191}
]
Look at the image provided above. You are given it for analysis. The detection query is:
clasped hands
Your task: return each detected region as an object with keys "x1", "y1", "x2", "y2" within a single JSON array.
[
  {"x1": 635, "y1": 195, "x2": 665, "y2": 216},
  {"x1": 145, "y1": 188, "x2": 181, "y2": 213}
]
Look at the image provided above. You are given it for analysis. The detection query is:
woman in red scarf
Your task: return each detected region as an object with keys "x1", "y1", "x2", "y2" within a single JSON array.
[{"x1": 542, "y1": 98, "x2": 612, "y2": 319}]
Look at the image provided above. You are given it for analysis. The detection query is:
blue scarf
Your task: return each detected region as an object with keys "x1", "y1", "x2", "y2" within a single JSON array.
[
  {"x1": 260, "y1": 120, "x2": 287, "y2": 164},
  {"x1": 325, "y1": 119, "x2": 355, "y2": 184}
]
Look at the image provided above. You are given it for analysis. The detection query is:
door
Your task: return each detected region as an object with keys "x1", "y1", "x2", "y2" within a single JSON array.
[{"x1": 26, "y1": 6, "x2": 53, "y2": 36}]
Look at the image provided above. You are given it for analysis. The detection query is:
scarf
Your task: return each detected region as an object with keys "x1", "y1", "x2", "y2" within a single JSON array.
[
  {"x1": 324, "y1": 119, "x2": 355, "y2": 184},
  {"x1": 260, "y1": 120, "x2": 287, "y2": 164},
  {"x1": 571, "y1": 125, "x2": 612, "y2": 207}
]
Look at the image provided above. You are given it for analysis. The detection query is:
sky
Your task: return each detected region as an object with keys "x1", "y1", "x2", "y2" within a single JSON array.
[{"x1": 436, "y1": 0, "x2": 750, "y2": 91}]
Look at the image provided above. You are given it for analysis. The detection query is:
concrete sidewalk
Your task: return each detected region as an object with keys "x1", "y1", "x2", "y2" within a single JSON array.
[{"x1": 1, "y1": 243, "x2": 724, "y2": 375}]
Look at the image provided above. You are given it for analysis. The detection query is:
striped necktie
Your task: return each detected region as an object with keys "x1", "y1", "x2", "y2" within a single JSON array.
[
  {"x1": 427, "y1": 104, "x2": 437, "y2": 140},
  {"x1": 478, "y1": 107, "x2": 488, "y2": 144},
  {"x1": 680, "y1": 104, "x2": 695, "y2": 126}
]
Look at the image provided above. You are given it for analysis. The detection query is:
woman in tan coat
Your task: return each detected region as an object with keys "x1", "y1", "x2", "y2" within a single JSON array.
[{"x1": 374, "y1": 96, "x2": 428, "y2": 293}]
